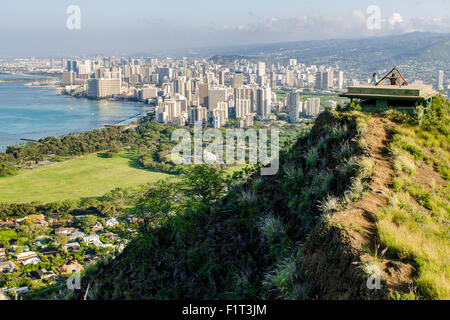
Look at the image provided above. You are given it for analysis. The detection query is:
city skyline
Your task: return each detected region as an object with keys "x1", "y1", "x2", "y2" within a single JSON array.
[{"x1": 1, "y1": 0, "x2": 450, "y2": 56}]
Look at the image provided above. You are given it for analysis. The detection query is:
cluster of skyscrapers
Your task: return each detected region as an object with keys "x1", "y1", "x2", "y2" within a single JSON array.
[{"x1": 59, "y1": 57, "x2": 350, "y2": 128}]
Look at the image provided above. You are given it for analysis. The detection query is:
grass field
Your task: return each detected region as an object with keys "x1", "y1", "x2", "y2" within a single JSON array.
[{"x1": 0, "y1": 150, "x2": 173, "y2": 204}]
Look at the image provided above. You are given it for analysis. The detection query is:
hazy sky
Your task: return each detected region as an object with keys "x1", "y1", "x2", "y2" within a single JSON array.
[{"x1": 1, "y1": 0, "x2": 449, "y2": 56}]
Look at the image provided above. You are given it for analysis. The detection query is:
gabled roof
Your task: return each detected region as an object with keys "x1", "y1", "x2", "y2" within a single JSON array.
[{"x1": 376, "y1": 67, "x2": 408, "y2": 86}]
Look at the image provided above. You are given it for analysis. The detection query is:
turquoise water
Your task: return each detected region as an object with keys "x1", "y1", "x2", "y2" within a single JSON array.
[{"x1": 0, "y1": 74, "x2": 149, "y2": 150}]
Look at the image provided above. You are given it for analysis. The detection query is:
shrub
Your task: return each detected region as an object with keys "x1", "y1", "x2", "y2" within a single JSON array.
[
  {"x1": 358, "y1": 158, "x2": 375, "y2": 180},
  {"x1": 257, "y1": 215, "x2": 286, "y2": 244},
  {"x1": 318, "y1": 195, "x2": 341, "y2": 214},
  {"x1": 0, "y1": 162, "x2": 18, "y2": 177},
  {"x1": 384, "y1": 109, "x2": 409, "y2": 123}
]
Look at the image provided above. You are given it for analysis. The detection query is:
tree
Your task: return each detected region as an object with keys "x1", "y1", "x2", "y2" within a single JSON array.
[
  {"x1": 133, "y1": 181, "x2": 179, "y2": 232},
  {"x1": 97, "y1": 203, "x2": 119, "y2": 217},
  {"x1": 180, "y1": 165, "x2": 227, "y2": 207},
  {"x1": 55, "y1": 233, "x2": 68, "y2": 249},
  {"x1": 79, "y1": 215, "x2": 98, "y2": 230},
  {"x1": 0, "y1": 230, "x2": 17, "y2": 246},
  {"x1": 0, "y1": 162, "x2": 18, "y2": 177}
]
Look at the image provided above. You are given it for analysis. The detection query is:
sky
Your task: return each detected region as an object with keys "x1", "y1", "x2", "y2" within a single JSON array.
[{"x1": 0, "y1": 0, "x2": 449, "y2": 56}]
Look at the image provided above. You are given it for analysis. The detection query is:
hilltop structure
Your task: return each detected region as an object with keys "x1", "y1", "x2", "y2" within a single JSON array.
[{"x1": 340, "y1": 68, "x2": 438, "y2": 112}]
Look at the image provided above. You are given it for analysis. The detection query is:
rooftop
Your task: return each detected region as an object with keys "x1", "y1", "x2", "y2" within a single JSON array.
[{"x1": 340, "y1": 83, "x2": 438, "y2": 101}]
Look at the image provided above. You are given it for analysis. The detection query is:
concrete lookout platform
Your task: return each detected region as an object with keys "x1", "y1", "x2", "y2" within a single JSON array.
[{"x1": 340, "y1": 83, "x2": 438, "y2": 112}]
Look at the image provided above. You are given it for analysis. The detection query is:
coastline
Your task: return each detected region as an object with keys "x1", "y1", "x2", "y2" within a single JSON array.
[{"x1": 0, "y1": 80, "x2": 152, "y2": 151}]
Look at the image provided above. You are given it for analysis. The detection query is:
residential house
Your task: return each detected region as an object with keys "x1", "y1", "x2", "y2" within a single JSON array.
[
  {"x1": 28, "y1": 214, "x2": 47, "y2": 226},
  {"x1": 57, "y1": 261, "x2": 84, "y2": 276},
  {"x1": 33, "y1": 269, "x2": 57, "y2": 281},
  {"x1": 54, "y1": 227, "x2": 77, "y2": 235},
  {"x1": 0, "y1": 248, "x2": 5, "y2": 259},
  {"x1": 0, "y1": 220, "x2": 18, "y2": 228},
  {"x1": 0, "y1": 261, "x2": 16, "y2": 273},
  {"x1": 67, "y1": 231, "x2": 85, "y2": 241},
  {"x1": 5, "y1": 287, "x2": 30, "y2": 297},
  {"x1": 105, "y1": 218, "x2": 119, "y2": 227},
  {"x1": 64, "y1": 242, "x2": 81, "y2": 252},
  {"x1": 103, "y1": 232, "x2": 119, "y2": 241},
  {"x1": 82, "y1": 234, "x2": 103, "y2": 247},
  {"x1": 91, "y1": 222, "x2": 104, "y2": 233},
  {"x1": 22, "y1": 257, "x2": 41, "y2": 266},
  {"x1": 13, "y1": 251, "x2": 37, "y2": 262}
]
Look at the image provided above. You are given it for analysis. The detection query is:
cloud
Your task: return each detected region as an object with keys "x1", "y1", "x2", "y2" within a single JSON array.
[
  {"x1": 216, "y1": 10, "x2": 450, "y2": 43},
  {"x1": 388, "y1": 13, "x2": 404, "y2": 26}
]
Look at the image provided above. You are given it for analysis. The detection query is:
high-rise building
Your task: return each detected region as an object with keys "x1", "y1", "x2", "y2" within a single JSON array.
[
  {"x1": 256, "y1": 86, "x2": 272, "y2": 119},
  {"x1": 198, "y1": 83, "x2": 209, "y2": 108},
  {"x1": 289, "y1": 59, "x2": 297, "y2": 66},
  {"x1": 288, "y1": 92, "x2": 302, "y2": 122},
  {"x1": 338, "y1": 71, "x2": 344, "y2": 90},
  {"x1": 208, "y1": 88, "x2": 228, "y2": 111},
  {"x1": 61, "y1": 71, "x2": 76, "y2": 85},
  {"x1": 285, "y1": 70, "x2": 295, "y2": 87},
  {"x1": 189, "y1": 106, "x2": 208, "y2": 123},
  {"x1": 67, "y1": 60, "x2": 78, "y2": 73},
  {"x1": 174, "y1": 78, "x2": 185, "y2": 95},
  {"x1": 88, "y1": 78, "x2": 121, "y2": 98},
  {"x1": 219, "y1": 70, "x2": 226, "y2": 86},
  {"x1": 438, "y1": 70, "x2": 444, "y2": 91},
  {"x1": 234, "y1": 87, "x2": 252, "y2": 119},
  {"x1": 158, "y1": 67, "x2": 173, "y2": 83},
  {"x1": 257, "y1": 62, "x2": 266, "y2": 76},
  {"x1": 140, "y1": 87, "x2": 158, "y2": 101},
  {"x1": 211, "y1": 101, "x2": 229, "y2": 128},
  {"x1": 232, "y1": 73, "x2": 244, "y2": 88},
  {"x1": 306, "y1": 98, "x2": 321, "y2": 117},
  {"x1": 155, "y1": 98, "x2": 187, "y2": 125},
  {"x1": 323, "y1": 68, "x2": 334, "y2": 89}
]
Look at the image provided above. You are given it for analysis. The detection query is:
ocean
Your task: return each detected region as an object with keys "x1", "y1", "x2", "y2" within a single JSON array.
[{"x1": 0, "y1": 74, "x2": 150, "y2": 150}]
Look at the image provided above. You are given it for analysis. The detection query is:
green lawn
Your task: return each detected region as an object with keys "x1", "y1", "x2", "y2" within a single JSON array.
[{"x1": 0, "y1": 151, "x2": 173, "y2": 204}]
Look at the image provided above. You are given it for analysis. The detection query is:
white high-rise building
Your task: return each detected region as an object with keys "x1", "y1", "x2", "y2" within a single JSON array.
[
  {"x1": 155, "y1": 97, "x2": 188, "y2": 125},
  {"x1": 306, "y1": 98, "x2": 321, "y2": 117},
  {"x1": 235, "y1": 87, "x2": 252, "y2": 119},
  {"x1": 338, "y1": 71, "x2": 344, "y2": 90},
  {"x1": 438, "y1": 70, "x2": 444, "y2": 91},
  {"x1": 87, "y1": 78, "x2": 121, "y2": 98},
  {"x1": 288, "y1": 92, "x2": 302, "y2": 122},
  {"x1": 257, "y1": 62, "x2": 266, "y2": 76},
  {"x1": 211, "y1": 101, "x2": 229, "y2": 128}
]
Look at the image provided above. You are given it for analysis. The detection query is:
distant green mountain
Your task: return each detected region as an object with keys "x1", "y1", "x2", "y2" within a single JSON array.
[{"x1": 208, "y1": 32, "x2": 450, "y2": 71}]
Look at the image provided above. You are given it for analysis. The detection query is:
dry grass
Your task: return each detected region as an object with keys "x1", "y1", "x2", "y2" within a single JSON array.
[{"x1": 375, "y1": 109, "x2": 450, "y2": 299}]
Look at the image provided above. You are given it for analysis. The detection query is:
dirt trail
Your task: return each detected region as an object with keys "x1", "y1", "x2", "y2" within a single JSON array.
[{"x1": 300, "y1": 116, "x2": 414, "y2": 299}]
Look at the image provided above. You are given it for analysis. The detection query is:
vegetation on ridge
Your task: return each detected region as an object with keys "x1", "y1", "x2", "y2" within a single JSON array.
[
  {"x1": 51, "y1": 110, "x2": 373, "y2": 300},
  {"x1": 378, "y1": 96, "x2": 450, "y2": 300}
]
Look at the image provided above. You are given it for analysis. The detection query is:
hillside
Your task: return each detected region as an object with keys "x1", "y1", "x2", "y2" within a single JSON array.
[
  {"x1": 49, "y1": 97, "x2": 448, "y2": 300},
  {"x1": 210, "y1": 32, "x2": 450, "y2": 75}
]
